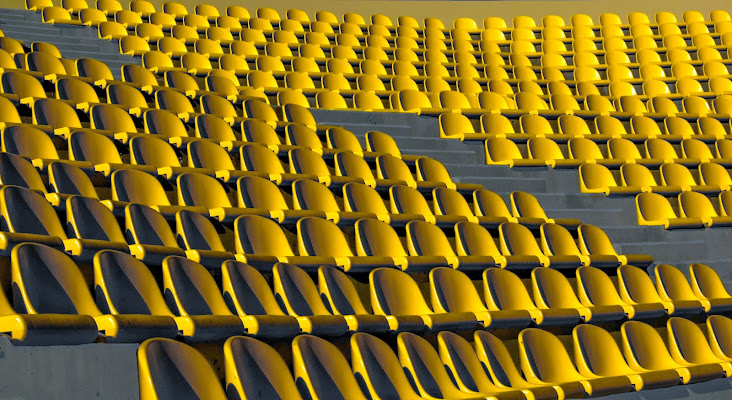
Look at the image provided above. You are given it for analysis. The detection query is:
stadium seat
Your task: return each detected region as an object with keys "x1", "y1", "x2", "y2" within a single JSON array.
[
  {"x1": 292, "y1": 335, "x2": 369, "y2": 399},
  {"x1": 578, "y1": 224, "x2": 653, "y2": 267},
  {"x1": 519, "y1": 328, "x2": 634, "y2": 397},
  {"x1": 162, "y1": 256, "x2": 245, "y2": 340},
  {"x1": 484, "y1": 268, "x2": 581, "y2": 326},
  {"x1": 355, "y1": 218, "x2": 448, "y2": 271},
  {"x1": 577, "y1": 266, "x2": 666, "y2": 320},
  {"x1": 573, "y1": 324, "x2": 682, "y2": 391},
  {"x1": 636, "y1": 192, "x2": 707, "y2": 229},
  {"x1": 618, "y1": 264, "x2": 702, "y2": 317},
  {"x1": 622, "y1": 321, "x2": 726, "y2": 384},
  {"x1": 224, "y1": 336, "x2": 303, "y2": 400},
  {"x1": 370, "y1": 267, "x2": 478, "y2": 333},
  {"x1": 689, "y1": 263, "x2": 732, "y2": 314},
  {"x1": 138, "y1": 338, "x2": 227, "y2": 400}
]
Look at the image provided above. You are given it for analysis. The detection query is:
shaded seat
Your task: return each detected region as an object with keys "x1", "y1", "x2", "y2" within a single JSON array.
[
  {"x1": 65, "y1": 195, "x2": 131, "y2": 261},
  {"x1": 343, "y1": 182, "x2": 424, "y2": 227},
  {"x1": 408, "y1": 220, "x2": 499, "y2": 271},
  {"x1": 370, "y1": 267, "x2": 479, "y2": 333},
  {"x1": 125, "y1": 204, "x2": 187, "y2": 265},
  {"x1": 540, "y1": 223, "x2": 619, "y2": 269},
  {"x1": 577, "y1": 266, "x2": 667, "y2": 320},
  {"x1": 666, "y1": 317, "x2": 732, "y2": 377},
  {"x1": 292, "y1": 179, "x2": 376, "y2": 226},
  {"x1": 237, "y1": 176, "x2": 325, "y2": 224},
  {"x1": 618, "y1": 264, "x2": 701, "y2": 317},
  {"x1": 137, "y1": 338, "x2": 227, "y2": 399},
  {"x1": 511, "y1": 191, "x2": 581, "y2": 230},
  {"x1": 484, "y1": 268, "x2": 582, "y2": 326},
  {"x1": 175, "y1": 210, "x2": 237, "y2": 268},
  {"x1": 636, "y1": 192, "x2": 707, "y2": 229},
  {"x1": 689, "y1": 263, "x2": 732, "y2": 314},
  {"x1": 220, "y1": 260, "x2": 300, "y2": 339},
  {"x1": 162, "y1": 256, "x2": 245, "y2": 341},
  {"x1": 578, "y1": 224, "x2": 653, "y2": 268},
  {"x1": 429, "y1": 267, "x2": 533, "y2": 329}
]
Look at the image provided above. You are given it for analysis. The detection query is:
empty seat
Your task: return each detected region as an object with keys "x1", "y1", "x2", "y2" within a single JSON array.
[
  {"x1": 689, "y1": 263, "x2": 732, "y2": 314},
  {"x1": 297, "y1": 217, "x2": 395, "y2": 272},
  {"x1": 622, "y1": 321, "x2": 726, "y2": 384},
  {"x1": 618, "y1": 264, "x2": 702, "y2": 317},
  {"x1": 484, "y1": 268, "x2": 581, "y2": 326},
  {"x1": 407, "y1": 219, "x2": 500, "y2": 270},
  {"x1": 355, "y1": 218, "x2": 448, "y2": 272},
  {"x1": 455, "y1": 221, "x2": 546, "y2": 271},
  {"x1": 391, "y1": 185, "x2": 465, "y2": 227},
  {"x1": 429, "y1": 267, "x2": 532, "y2": 329},
  {"x1": 239, "y1": 142, "x2": 308, "y2": 185},
  {"x1": 65, "y1": 195, "x2": 130, "y2": 260},
  {"x1": 342, "y1": 182, "x2": 421, "y2": 227},
  {"x1": 335, "y1": 152, "x2": 403, "y2": 191},
  {"x1": 416, "y1": 157, "x2": 482, "y2": 194},
  {"x1": 636, "y1": 192, "x2": 707, "y2": 229},
  {"x1": 223, "y1": 336, "x2": 303, "y2": 400},
  {"x1": 666, "y1": 317, "x2": 732, "y2": 377},
  {"x1": 662, "y1": 163, "x2": 723, "y2": 195},
  {"x1": 532, "y1": 267, "x2": 625, "y2": 323},
  {"x1": 162, "y1": 256, "x2": 245, "y2": 341},
  {"x1": 499, "y1": 222, "x2": 582, "y2": 270},
  {"x1": 124, "y1": 203, "x2": 187, "y2": 264},
  {"x1": 292, "y1": 179, "x2": 375, "y2": 226},
  {"x1": 0, "y1": 185, "x2": 68, "y2": 254},
  {"x1": 573, "y1": 324, "x2": 682, "y2": 391},
  {"x1": 234, "y1": 215, "x2": 334, "y2": 271},
  {"x1": 377, "y1": 154, "x2": 447, "y2": 192},
  {"x1": 519, "y1": 328, "x2": 634, "y2": 397},
  {"x1": 578, "y1": 224, "x2": 653, "y2": 268},
  {"x1": 290, "y1": 148, "x2": 361, "y2": 189},
  {"x1": 177, "y1": 172, "x2": 254, "y2": 223},
  {"x1": 137, "y1": 338, "x2": 227, "y2": 400},
  {"x1": 366, "y1": 130, "x2": 420, "y2": 164},
  {"x1": 511, "y1": 191, "x2": 581, "y2": 229},
  {"x1": 473, "y1": 330, "x2": 564, "y2": 399},
  {"x1": 679, "y1": 191, "x2": 732, "y2": 227},
  {"x1": 579, "y1": 163, "x2": 644, "y2": 196},
  {"x1": 370, "y1": 267, "x2": 478, "y2": 333},
  {"x1": 112, "y1": 169, "x2": 198, "y2": 217},
  {"x1": 292, "y1": 335, "x2": 369, "y2": 400},
  {"x1": 434, "y1": 187, "x2": 506, "y2": 229},
  {"x1": 577, "y1": 266, "x2": 665, "y2": 320},
  {"x1": 174, "y1": 210, "x2": 236, "y2": 268}
]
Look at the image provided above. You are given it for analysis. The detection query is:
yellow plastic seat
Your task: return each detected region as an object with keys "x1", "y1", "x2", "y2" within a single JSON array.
[
  {"x1": 662, "y1": 163, "x2": 723, "y2": 195},
  {"x1": 429, "y1": 267, "x2": 532, "y2": 329},
  {"x1": 622, "y1": 321, "x2": 726, "y2": 384},
  {"x1": 64, "y1": 195, "x2": 129, "y2": 260},
  {"x1": 416, "y1": 157, "x2": 482, "y2": 194},
  {"x1": 579, "y1": 224, "x2": 652, "y2": 267},
  {"x1": 292, "y1": 179, "x2": 375, "y2": 226},
  {"x1": 370, "y1": 267, "x2": 478, "y2": 333},
  {"x1": 93, "y1": 249, "x2": 186, "y2": 342},
  {"x1": 699, "y1": 163, "x2": 732, "y2": 191},
  {"x1": 511, "y1": 191, "x2": 581, "y2": 229},
  {"x1": 533, "y1": 267, "x2": 625, "y2": 323},
  {"x1": 485, "y1": 267, "x2": 582, "y2": 326},
  {"x1": 573, "y1": 324, "x2": 682, "y2": 391},
  {"x1": 407, "y1": 219, "x2": 500, "y2": 271},
  {"x1": 485, "y1": 138, "x2": 551, "y2": 168},
  {"x1": 0, "y1": 185, "x2": 68, "y2": 254},
  {"x1": 618, "y1": 264, "x2": 699, "y2": 317},
  {"x1": 519, "y1": 328, "x2": 634, "y2": 397},
  {"x1": 139, "y1": 339, "x2": 227, "y2": 400},
  {"x1": 239, "y1": 144, "x2": 312, "y2": 187},
  {"x1": 399, "y1": 332, "x2": 513, "y2": 399},
  {"x1": 177, "y1": 172, "x2": 255, "y2": 223},
  {"x1": 224, "y1": 336, "x2": 303, "y2": 400},
  {"x1": 125, "y1": 204, "x2": 188, "y2": 264},
  {"x1": 271, "y1": 263, "x2": 350, "y2": 336},
  {"x1": 366, "y1": 131, "x2": 420, "y2": 164},
  {"x1": 579, "y1": 163, "x2": 643, "y2": 196},
  {"x1": 433, "y1": 187, "x2": 505, "y2": 229},
  {"x1": 293, "y1": 335, "x2": 369, "y2": 399},
  {"x1": 342, "y1": 182, "x2": 421, "y2": 227},
  {"x1": 636, "y1": 192, "x2": 707, "y2": 229},
  {"x1": 298, "y1": 216, "x2": 395, "y2": 272},
  {"x1": 174, "y1": 209, "x2": 236, "y2": 267},
  {"x1": 42, "y1": 6, "x2": 82, "y2": 25},
  {"x1": 667, "y1": 317, "x2": 732, "y2": 377},
  {"x1": 679, "y1": 191, "x2": 732, "y2": 227},
  {"x1": 621, "y1": 163, "x2": 682, "y2": 195},
  {"x1": 689, "y1": 263, "x2": 732, "y2": 313},
  {"x1": 162, "y1": 256, "x2": 245, "y2": 341},
  {"x1": 377, "y1": 154, "x2": 446, "y2": 192},
  {"x1": 390, "y1": 185, "x2": 463, "y2": 228},
  {"x1": 646, "y1": 138, "x2": 700, "y2": 167},
  {"x1": 355, "y1": 218, "x2": 448, "y2": 272},
  {"x1": 541, "y1": 222, "x2": 620, "y2": 268},
  {"x1": 528, "y1": 138, "x2": 584, "y2": 169},
  {"x1": 577, "y1": 266, "x2": 662, "y2": 320}
]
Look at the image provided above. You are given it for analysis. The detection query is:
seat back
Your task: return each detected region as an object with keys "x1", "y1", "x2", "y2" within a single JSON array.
[
  {"x1": 297, "y1": 217, "x2": 354, "y2": 257},
  {"x1": 498, "y1": 222, "x2": 543, "y2": 256},
  {"x1": 318, "y1": 265, "x2": 370, "y2": 315},
  {"x1": 355, "y1": 218, "x2": 408, "y2": 257},
  {"x1": 125, "y1": 203, "x2": 179, "y2": 248},
  {"x1": 483, "y1": 268, "x2": 537, "y2": 312},
  {"x1": 369, "y1": 268, "x2": 432, "y2": 316},
  {"x1": 111, "y1": 169, "x2": 170, "y2": 206},
  {"x1": 406, "y1": 220, "x2": 457, "y2": 257},
  {"x1": 177, "y1": 173, "x2": 233, "y2": 208},
  {"x1": 221, "y1": 260, "x2": 288, "y2": 316},
  {"x1": 67, "y1": 196, "x2": 125, "y2": 242},
  {"x1": 175, "y1": 210, "x2": 226, "y2": 252},
  {"x1": 0, "y1": 152, "x2": 48, "y2": 193},
  {"x1": 429, "y1": 267, "x2": 487, "y2": 313},
  {"x1": 234, "y1": 215, "x2": 296, "y2": 257},
  {"x1": 162, "y1": 256, "x2": 233, "y2": 316},
  {"x1": 273, "y1": 263, "x2": 331, "y2": 317},
  {"x1": 532, "y1": 268, "x2": 583, "y2": 309},
  {"x1": 454, "y1": 221, "x2": 502, "y2": 257},
  {"x1": 0, "y1": 185, "x2": 65, "y2": 237}
]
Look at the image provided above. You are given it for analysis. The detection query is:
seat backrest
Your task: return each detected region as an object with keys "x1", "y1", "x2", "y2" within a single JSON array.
[
  {"x1": 272, "y1": 262, "x2": 331, "y2": 317},
  {"x1": 289, "y1": 147, "x2": 331, "y2": 176},
  {"x1": 187, "y1": 140, "x2": 235, "y2": 171},
  {"x1": 162, "y1": 256, "x2": 234, "y2": 316},
  {"x1": 334, "y1": 152, "x2": 376, "y2": 183},
  {"x1": 483, "y1": 268, "x2": 537, "y2": 311},
  {"x1": 433, "y1": 187, "x2": 474, "y2": 218},
  {"x1": 540, "y1": 223, "x2": 582, "y2": 256},
  {"x1": 194, "y1": 114, "x2": 237, "y2": 142},
  {"x1": 124, "y1": 203, "x2": 179, "y2": 248},
  {"x1": 679, "y1": 191, "x2": 719, "y2": 218},
  {"x1": 579, "y1": 163, "x2": 619, "y2": 190},
  {"x1": 129, "y1": 135, "x2": 181, "y2": 169},
  {"x1": 239, "y1": 142, "x2": 286, "y2": 174},
  {"x1": 453, "y1": 221, "x2": 502, "y2": 257},
  {"x1": 93, "y1": 250, "x2": 174, "y2": 316},
  {"x1": 221, "y1": 260, "x2": 288, "y2": 317},
  {"x1": 661, "y1": 163, "x2": 697, "y2": 186},
  {"x1": 12, "y1": 242, "x2": 99, "y2": 316},
  {"x1": 0, "y1": 185, "x2": 65, "y2": 238},
  {"x1": 474, "y1": 330, "x2": 534, "y2": 389},
  {"x1": 572, "y1": 324, "x2": 636, "y2": 377},
  {"x1": 654, "y1": 264, "x2": 701, "y2": 302},
  {"x1": 224, "y1": 336, "x2": 303, "y2": 400},
  {"x1": 317, "y1": 265, "x2": 370, "y2": 315},
  {"x1": 472, "y1": 189, "x2": 512, "y2": 219},
  {"x1": 49, "y1": 162, "x2": 98, "y2": 198},
  {"x1": 354, "y1": 218, "x2": 408, "y2": 257},
  {"x1": 576, "y1": 266, "x2": 625, "y2": 307},
  {"x1": 510, "y1": 191, "x2": 548, "y2": 220},
  {"x1": 138, "y1": 338, "x2": 227, "y2": 400},
  {"x1": 389, "y1": 185, "x2": 433, "y2": 216},
  {"x1": 436, "y1": 331, "x2": 503, "y2": 393},
  {"x1": 406, "y1": 220, "x2": 457, "y2": 257},
  {"x1": 111, "y1": 169, "x2": 170, "y2": 206},
  {"x1": 532, "y1": 267, "x2": 583, "y2": 309},
  {"x1": 617, "y1": 264, "x2": 664, "y2": 304},
  {"x1": 292, "y1": 179, "x2": 341, "y2": 213},
  {"x1": 577, "y1": 224, "x2": 619, "y2": 256},
  {"x1": 175, "y1": 210, "x2": 226, "y2": 252},
  {"x1": 429, "y1": 267, "x2": 488, "y2": 313},
  {"x1": 67, "y1": 196, "x2": 125, "y2": 242},
  {"x1": 297, "y1": 217, "x2": 354, "y2": 257},
  {"x1": 234, "y1": 215, "x2": 297, "y2": 257},
  {"x1": 0, "y1": 152, "x2": 48, "y2": 193},
  {"x1": 519, "y1": 328, "x2": 585, "y2": 383},
  {"x1": 342, "y1": 182, "x2": 389, "y2": 215},
  {"x1": 292, "y1": 335, "x2": 368, "y2": 400},
  {"x1": 621, "y1": 321, "x2": 680, "y2": 370},
  {"x1": 369, "y1": 268, "x2": 433, "y2": 316},
  {"x1": 68, "y1": 130, "x2": 122, "y2": 164},
  {"x1": 177, "y1": 173, "x2": 233, "y2": 209},
  {"x1": 498, "y1": 222, "x2": 543, "y2": 256},
  {"x1": 690, "y1": 263, "x2": 732, "y2": 299},
  {"x1": 366, "y1": 131, "x2": 402, "y2": 156}
]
